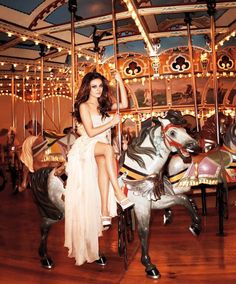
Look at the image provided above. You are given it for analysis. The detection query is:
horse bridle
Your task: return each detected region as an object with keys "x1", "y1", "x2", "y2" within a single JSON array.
[{"x1": 161, "y1": 123, "x2": 187, "y2": 151}]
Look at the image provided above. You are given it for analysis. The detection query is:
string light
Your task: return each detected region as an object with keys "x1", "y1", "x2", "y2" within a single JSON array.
[
  {"x1": 216, "y1": 29, "x2": 236, "y2": 49},
  {"x1": 123, "y1": 0, "x2": 154, "y2": 55}
]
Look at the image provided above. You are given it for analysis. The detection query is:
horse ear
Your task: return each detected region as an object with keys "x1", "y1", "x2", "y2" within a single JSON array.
[
  {"x1": 152, "y1": 116, "x2": 161, "y2": 126},
  {"x1": 157, "y1": 117, "x2": 165, "y2": 126}
]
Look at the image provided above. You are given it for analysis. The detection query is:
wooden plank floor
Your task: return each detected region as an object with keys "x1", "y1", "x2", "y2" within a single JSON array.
[{"x1": 1, "y1": 169, "x2": 236, "y2": 284}]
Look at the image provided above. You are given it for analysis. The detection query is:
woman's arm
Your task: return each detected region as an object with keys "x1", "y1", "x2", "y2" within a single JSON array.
[
  {"x1": 111, "y1": 72, "x2": 128, "y2": 110},
  {"x1": 80, "y1": 103, "x2": 120, "y2": 138}
]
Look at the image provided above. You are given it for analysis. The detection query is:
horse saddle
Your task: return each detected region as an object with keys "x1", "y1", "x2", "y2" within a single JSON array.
[{"x1": 176, "y1": 149, "x2": 232, "y2": 187}]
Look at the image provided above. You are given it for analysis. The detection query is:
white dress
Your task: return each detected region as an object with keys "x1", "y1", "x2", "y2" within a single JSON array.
[{"x1": 64, "y1": 115, "x2": 117, "y2": 265}]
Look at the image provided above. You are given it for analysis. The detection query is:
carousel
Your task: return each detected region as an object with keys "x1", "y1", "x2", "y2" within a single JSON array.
[{"x1": 0, "y1": 0, "x2": 236, "y2": 283}]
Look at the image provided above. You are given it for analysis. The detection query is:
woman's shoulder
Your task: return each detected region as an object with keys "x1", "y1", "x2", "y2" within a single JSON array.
[
  {"x1": 79, "y1": 102, "x2": 90, "y2": 115},
  {"x1": 79, "y1": 102, "x2": 88, "y2": 110}
]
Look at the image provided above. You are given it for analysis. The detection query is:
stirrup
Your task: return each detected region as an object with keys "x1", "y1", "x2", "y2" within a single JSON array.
[
  {"x1": 101, "y1": 216, "x2": 112, "y2": 227},
  {"x1": 117, "y1": 197, "x2": 134, "y2": 211}
]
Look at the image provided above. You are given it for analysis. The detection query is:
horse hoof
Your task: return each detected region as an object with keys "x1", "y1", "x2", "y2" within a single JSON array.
[
  {"x1": 189, "y1": 225, "x2": 201, "y2": 236},
  {"x1": 41, "y1": 257, "x2": 54, "y2": 269},
  {"x1": 146, "y1": 267, "x2": 161, "y2": 279},
  {"x1": 12, "y1": 186, "x2": 19, "y2": 195},
  {"x1": 163, "y1": 214, "x2": 172, "y2": 225},
  {"x1": 95, "y1": 255, "x2": 107, "y2": 266}
]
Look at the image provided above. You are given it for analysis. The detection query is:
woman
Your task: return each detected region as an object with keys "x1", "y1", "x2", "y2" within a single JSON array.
[{"x1": 64, "y1": 71, "x2": 134, "y2": 266}]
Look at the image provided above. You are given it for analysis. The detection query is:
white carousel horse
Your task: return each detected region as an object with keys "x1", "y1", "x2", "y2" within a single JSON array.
[
  {"x1": 117, "y1": 110, "x2": 201, "y2": 278},
  {"x1": 34, "y1": 110, "x2": 201, "y2": 276}
]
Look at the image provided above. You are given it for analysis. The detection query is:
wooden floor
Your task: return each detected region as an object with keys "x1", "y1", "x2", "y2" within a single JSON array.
[{"x1": 1, "y1": 169, "x2": 236, "y2": 284}]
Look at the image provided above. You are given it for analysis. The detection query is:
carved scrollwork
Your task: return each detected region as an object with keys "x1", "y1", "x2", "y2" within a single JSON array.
[
  {"x1": 170, "y1": 55, "x2": 190, "y2": 72},
  {"x1": 217, "y1": 55, "x2": 234, "y2": 70},
  {"x1": 124, "y1": 60, "x2": 142, "y2": 76}
]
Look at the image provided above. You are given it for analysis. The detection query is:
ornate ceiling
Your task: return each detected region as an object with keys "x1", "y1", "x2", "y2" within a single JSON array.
[{"x1": 0, "y1": 0, "x2": 236, "y2": 71}]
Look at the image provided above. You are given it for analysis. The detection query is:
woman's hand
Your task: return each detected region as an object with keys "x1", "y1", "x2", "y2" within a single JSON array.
[
  {"x1": 114, "y1": 71, "x2": 122, "y2": 84},
  {"x1": 111, "y1": 113, "x2": 120, "y2": 127}
]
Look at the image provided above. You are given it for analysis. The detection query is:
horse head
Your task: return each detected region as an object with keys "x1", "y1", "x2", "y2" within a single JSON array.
[
  {"x1": 122, "y1": 110, "x2": 199, "y2": 176},
  {"x1": 156, "y1": 110, "x2": 200, "y2": 159},
  {"x1": 200, "y1": 113, "x2": 233, "y2": 150}
]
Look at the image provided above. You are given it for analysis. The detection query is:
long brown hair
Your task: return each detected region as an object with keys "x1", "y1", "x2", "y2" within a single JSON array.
[{"x1": 74, "y1": 72, "x2": 112, "y2": 123}]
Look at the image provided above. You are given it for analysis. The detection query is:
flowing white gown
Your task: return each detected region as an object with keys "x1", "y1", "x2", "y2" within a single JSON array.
[{"x1": 64, "y1": 115, "x2": 117, "y2": 265}]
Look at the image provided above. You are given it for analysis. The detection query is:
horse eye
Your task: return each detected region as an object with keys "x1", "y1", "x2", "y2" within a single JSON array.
[{"x1": 169, "y1": 130, "x2": 175, "y2": 137}]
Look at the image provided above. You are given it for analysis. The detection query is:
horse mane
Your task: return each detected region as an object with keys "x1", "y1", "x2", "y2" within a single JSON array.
[
  {"x1": 223, "y1": 123, "x2": 236, "y2": 147},
  {"x1": 125, "y1": 122, "x2": 161, "y2": 169},
  {"x1": 200, "y1": 112, "x2": 233, "y2": 142}
]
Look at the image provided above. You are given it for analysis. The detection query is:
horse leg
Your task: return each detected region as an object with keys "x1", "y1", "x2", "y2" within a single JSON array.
[
  {"x1": 39, "y1": 217, "x2": 58, "y2": 269},
  {"x1": 163, "y1": 208, "x2": 173, "y2": 225},
  {"x1": 133, "y1": 198, "x2": 160, "y2": 279},
  {"x1": 176, "y1": 195, "x2": 202, "y2": 236}
]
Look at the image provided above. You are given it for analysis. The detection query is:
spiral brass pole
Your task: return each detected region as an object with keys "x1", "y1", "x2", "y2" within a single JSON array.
[
  {"x1": 186, "y1": 14, "x2": 200, "y2": 132},
  {"x1": 40, "y1": 56, "x2": 44, "y2": 135},
  {"x1": 148, "y1": 58, "x2": 153, "y2": 117},
  {"x1": 22, "y1": 76, "x2": 26, "y2": 139},
  {"x1": 210, "y1": 15, "x2": 220, "y2": 144},
  {"x1": 112, "y1": 0, "x2": 121, "y2": 153},
  {"x1": 69, "y1": 0, "x2": 76, "y2": 129},
  {"x1": 11, "y1": 74, "x2": 15, "y2": 128}
]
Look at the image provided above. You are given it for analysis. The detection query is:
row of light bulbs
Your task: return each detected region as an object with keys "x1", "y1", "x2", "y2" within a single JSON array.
[
  {"x1": 0, "y1": 92, "x2": 71, "y2": 103},
  {"x1": 216, "y1": 30, "x2": 236, "y2": 49},
  {"x1": 1, "y1": 72, "x2": 236, "y2": 83},
  {"x1": 0, "y1": 92, "x2": 234, "y2": 119},
  {"x1": 123, "y1": 71, "x2": 236, "y2": 83},
  {"x1": 4, "y1": 30, "x2": 94, "y2": 60},
  {"x1": 122, "y1": 108, "x2": 235, "y2": 122},
  {"x1": 123, "y1": 0, "x2": 154, "y2": 55}
]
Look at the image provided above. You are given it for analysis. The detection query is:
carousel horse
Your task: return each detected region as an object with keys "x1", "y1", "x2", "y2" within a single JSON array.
[
  {"x1": 117, "y1": 110, "x2": 201, "y2": 278},
  {"x1": 5, "y1": 127, "x2": 22, "y2": 192},
  {"x1": 199, "y1": 112, "x2": 233, "y2": 151},
  {"x1": 34, "y1": 110, "x2": 201, "y2": 276},
  {"x1": 27, "y1": 128, "x2": 79, "y2": 268},
  {"x1": 0, "y1": 128, "x2": 8, "y2": 191},
  {"x1": 165, "y1": 122, "x2": 236, "y2": 235}
]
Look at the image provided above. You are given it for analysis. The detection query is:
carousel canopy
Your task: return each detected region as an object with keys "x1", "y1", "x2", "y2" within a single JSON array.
[
  {"x1": 0, "y1": 0, "x2": 236, "y2": 71},
  {"x1": 0, "y1": 0, "x2": 236, "y2": 141}
]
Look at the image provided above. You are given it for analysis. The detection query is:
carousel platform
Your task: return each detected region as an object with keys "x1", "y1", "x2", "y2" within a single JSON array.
[{"x1": 1, "y1": 167, "x2": 236, "y2": 284}]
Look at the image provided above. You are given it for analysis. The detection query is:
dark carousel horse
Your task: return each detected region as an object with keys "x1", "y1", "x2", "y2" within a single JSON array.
[
  {"x1": 199, "y1": 112, "x2": 233, "y2": 151},
  {"x1": 1, "y1": 127, "x2": 22, "y2": 193},
  {"x1": 166, "y1": 120, "x2": 236, "y2": 235}
]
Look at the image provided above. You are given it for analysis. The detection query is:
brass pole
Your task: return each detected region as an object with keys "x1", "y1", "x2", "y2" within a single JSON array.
[
  {"x1": 11, "y1": 74, "x2": 15, "y2": 128},
  {"x1": 40, "y1": 56, "x2": 44, "y2": 135},
  {"x1": 95, "y1": 53, "x2": 99, "y2": 72},
  {"x1": 210, "y1": 15, "x2": 220, "y2": 144},
  {"x1": 206, "y1": 0, "x2": 219, "y2": 144},
  {"x1": 112, "y1": 0, "x2": 121, "y2": 153},
  {"x1": 148, "y1": 58, "x2": 153, "y2": 116},
  {"x1": 33, "y1": 66, "x2": 36, "y2": 133},
  {"x1": 69, "y1": 0, "x2": 76, "y2": 129},
  {"x1": 185, "y1": 13, "x2": 200, "y2": 132},
  {"x1": 51, "y1": 84, "x2": 55, "y2": 123},
  {"x1": 57, "y1": 95, "x2": 61, "y2": 132},
  {"x1": 22, "y1": 76, "x2": 26, "y2": 139}
]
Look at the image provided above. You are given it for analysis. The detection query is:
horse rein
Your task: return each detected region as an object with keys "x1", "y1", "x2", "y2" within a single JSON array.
[{"x1": 161, "y1": 123, "x2": 187, "y2": 151}]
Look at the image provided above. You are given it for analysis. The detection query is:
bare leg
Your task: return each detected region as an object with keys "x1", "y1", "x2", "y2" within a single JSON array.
[
  {"x1": 94, "y1": 142, "x2": 130, "y2": 203},
  {"x1": 96, "y1": 156, "x2": 109, "y2": 217}
]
